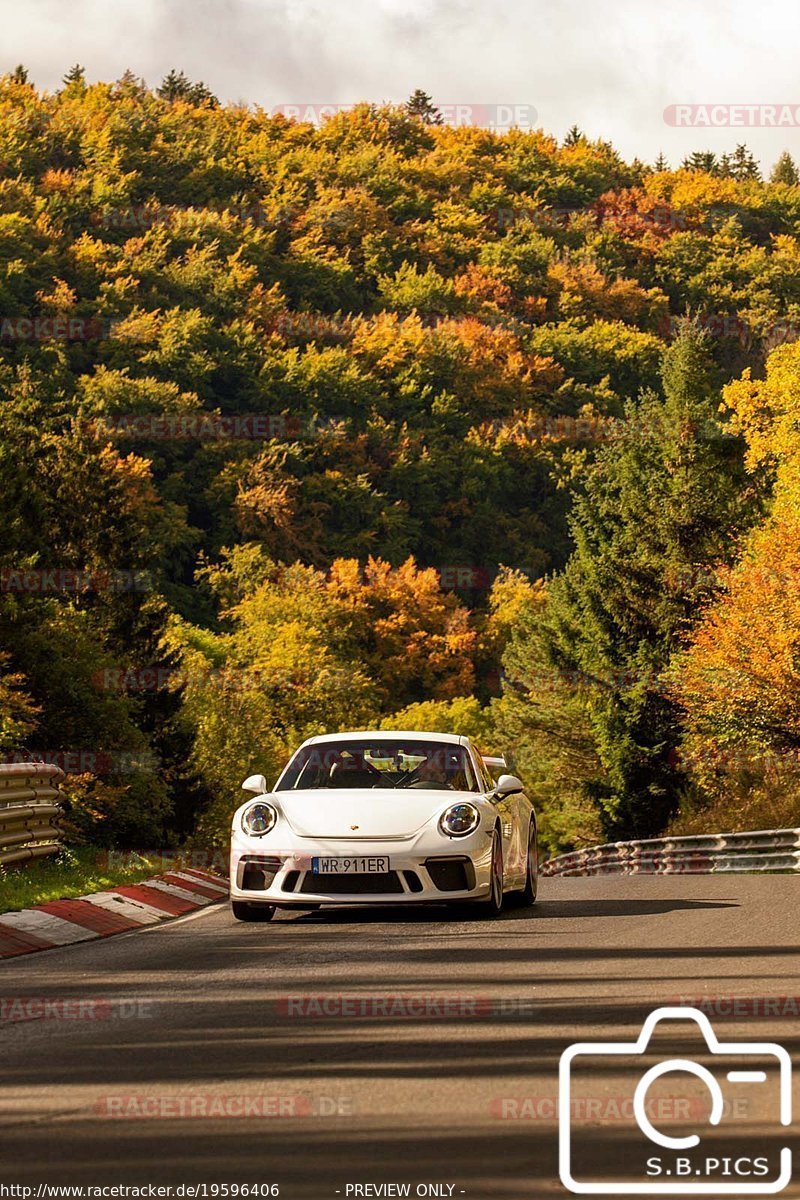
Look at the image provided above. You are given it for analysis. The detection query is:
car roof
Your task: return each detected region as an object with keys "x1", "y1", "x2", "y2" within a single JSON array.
[{"x1": 300, "y1": 730, "x2": 469, "y2": 747}]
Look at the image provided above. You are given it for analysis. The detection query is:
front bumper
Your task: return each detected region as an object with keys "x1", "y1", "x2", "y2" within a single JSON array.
[{"x1": 230, "y1": 830, "x2": 496, "y2": 906}]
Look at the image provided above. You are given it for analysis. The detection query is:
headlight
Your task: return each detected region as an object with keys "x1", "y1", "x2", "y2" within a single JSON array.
[
  {"x1": 241, "y1": 801, "x2": 278, "y2": 837},
  {"x1": 439, "y1": 802, "x2": 480, "y2": 837}
]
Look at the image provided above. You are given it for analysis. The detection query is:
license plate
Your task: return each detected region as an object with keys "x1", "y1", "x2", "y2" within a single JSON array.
[{"x1": 311, "y1": 856, "x2": 390, "y2": 874}]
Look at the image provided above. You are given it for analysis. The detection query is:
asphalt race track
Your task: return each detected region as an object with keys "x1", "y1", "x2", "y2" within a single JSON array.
[{"x1": 1, "y1": 876, "x2": 799, "y2": 1197}]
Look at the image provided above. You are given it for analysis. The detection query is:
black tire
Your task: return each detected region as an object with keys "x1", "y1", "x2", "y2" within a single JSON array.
[
  {"x1": 509, "y1": 822, "x2": 538, "y2": 907},
  {"x1": 476, "y1": 828, "x2": 504, "y2": 918},
  {"x1": 231, "y1": 900, "x2": 276, "y2": 922}
]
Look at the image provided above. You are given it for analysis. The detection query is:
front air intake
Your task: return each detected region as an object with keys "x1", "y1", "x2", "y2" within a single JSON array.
[
  {"x1": 239, "y1": 855, "x2": 282, "y2": 891},
  {"x1": 425, "y1": 856, "x2": 475, "y2": 892}
]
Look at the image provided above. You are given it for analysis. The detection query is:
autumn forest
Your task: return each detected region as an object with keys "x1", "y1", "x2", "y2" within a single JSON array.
[{"x1": 1, "y1": 70, "x2": 799, "y2": 854}]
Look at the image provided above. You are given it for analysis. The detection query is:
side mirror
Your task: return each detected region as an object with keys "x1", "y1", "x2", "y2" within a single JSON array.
[
  {"x1": 495, "y1": 773, "x2": 524, "y2": 797},
  {"x1": 242, "y1": 773, "x2": 268, "y2": 795}
]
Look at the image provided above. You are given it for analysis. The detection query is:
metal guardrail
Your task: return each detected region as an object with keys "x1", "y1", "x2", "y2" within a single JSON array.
[
  {"x1": 541, "y1": 828, "x2": 800, "y2": 876},
  {"x1": 0, "y1": 763, "x2": 65, "y2": 866}
]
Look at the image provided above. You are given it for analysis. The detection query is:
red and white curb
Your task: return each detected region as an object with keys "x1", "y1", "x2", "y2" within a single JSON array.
[{"x1": 0, "y1": 869, "x2": 229, "y2": 959}]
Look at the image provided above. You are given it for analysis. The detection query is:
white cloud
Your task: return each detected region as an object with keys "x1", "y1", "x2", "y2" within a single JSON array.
[{"x1": 2, "y1": 0, "x2": 799, "y2": 168}]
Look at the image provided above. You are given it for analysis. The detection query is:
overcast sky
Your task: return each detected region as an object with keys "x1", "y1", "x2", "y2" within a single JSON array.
[{"x1": 3, "y1": 0, "x2": 800, "y2": 170}]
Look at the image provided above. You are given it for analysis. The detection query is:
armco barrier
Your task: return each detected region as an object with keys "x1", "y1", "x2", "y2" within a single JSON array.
[
  {"x1": 0, "y1": 763, "x2": 65, "y2": 866},
  {"x1": 541, "y1": 828, "x2": 800, "y2": 876}
]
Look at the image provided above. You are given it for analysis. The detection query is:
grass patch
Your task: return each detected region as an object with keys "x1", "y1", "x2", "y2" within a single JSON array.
[{"x1": 0, "y1": 847, "x2": 167, "y2": 914}]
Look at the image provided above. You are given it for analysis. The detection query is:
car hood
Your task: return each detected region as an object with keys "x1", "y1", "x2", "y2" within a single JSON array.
[{"x1": 271, "y1": 788, "x2": 477, "y2": 838}]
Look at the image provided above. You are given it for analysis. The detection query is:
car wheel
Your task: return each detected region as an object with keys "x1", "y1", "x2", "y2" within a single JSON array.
[
  {"x1": 231, "y1": 900, "x2": 276, "y2": 922},
  {"x1": 510, "y1": 822, "x2": 538, "y2": 906},
  {"x1": 477, "y1": 828, "x2": 504, "y2": 918}
]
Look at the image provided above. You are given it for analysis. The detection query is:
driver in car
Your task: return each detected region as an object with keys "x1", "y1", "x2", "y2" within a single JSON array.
[{"x1": 411, "y1": 749, "x2": 454, "y2": 788}]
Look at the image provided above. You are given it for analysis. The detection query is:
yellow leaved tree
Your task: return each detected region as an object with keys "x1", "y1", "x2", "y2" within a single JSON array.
[{"x1": 669, "y1": 342, "x2": 800, "y2": 827}]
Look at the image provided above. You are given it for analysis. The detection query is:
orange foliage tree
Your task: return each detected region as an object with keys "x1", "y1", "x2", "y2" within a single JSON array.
[{"x1": 670, "y1": 342, "x2": 800, "y2": 792}]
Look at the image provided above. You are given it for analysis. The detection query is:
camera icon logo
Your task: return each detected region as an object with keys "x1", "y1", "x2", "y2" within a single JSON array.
[{"x1": 559, "y1": 1006, "x2": 792, "y2": 1194}]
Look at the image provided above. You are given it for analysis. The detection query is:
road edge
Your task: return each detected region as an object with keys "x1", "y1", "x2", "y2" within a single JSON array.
[{"x1": 0, "y1": 869, "x2": 229, "y2": 959}]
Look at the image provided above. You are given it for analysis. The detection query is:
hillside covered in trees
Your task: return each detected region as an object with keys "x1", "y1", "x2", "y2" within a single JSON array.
[{"x1": 1, "y1": 69, "x2": 799, "y2": 852}]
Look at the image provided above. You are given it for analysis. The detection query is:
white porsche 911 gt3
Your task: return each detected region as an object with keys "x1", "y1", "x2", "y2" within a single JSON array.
[{"x1": 229, "y1": 730, "x2": 538, "y2": 921}]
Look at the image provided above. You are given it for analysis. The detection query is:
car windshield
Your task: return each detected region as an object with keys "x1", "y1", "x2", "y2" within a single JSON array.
[{"x1": 276, "y1": 738, "x2": 479, "y2": 792}]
